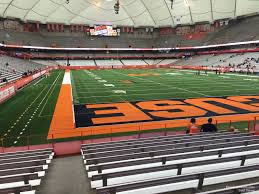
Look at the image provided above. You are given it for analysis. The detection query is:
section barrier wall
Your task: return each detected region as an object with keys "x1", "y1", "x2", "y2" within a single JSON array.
[{"x1": 0, "y1": 68, "x2": 53, "y2": 104}]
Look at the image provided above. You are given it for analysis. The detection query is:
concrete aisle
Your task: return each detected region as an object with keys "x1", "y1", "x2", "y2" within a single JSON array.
[{"x1": 37, "y1": 155, "x2": 95, "y2": 194}]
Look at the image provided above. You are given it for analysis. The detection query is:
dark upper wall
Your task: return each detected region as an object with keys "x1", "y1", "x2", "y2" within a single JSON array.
[{"x1": 0, "y1": 16, "x2": 258, "y2": 48}]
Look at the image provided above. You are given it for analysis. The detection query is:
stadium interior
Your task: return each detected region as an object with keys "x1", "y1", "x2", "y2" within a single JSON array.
[{"x1": 0, "y1": 0, "x2": 259, "y2": 193}]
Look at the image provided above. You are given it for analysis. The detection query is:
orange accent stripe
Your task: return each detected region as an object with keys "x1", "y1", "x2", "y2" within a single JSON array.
[
  {"x1": 48, "y1": 72, "x2": 74, "y2": 137},
  {"x1": 48, "y1": 112, "x2": 259, "y2": 139}
]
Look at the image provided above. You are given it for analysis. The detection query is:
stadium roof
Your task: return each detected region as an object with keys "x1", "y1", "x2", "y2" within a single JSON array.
[{"x1": 0, "y1": 0, "x2": 258, "y2": 27}]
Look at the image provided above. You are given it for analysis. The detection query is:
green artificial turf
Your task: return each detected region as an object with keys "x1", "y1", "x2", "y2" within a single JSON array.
[
  {"x1": 0, "y1": 68, "x2": 258, "y2": 147},
  {"x1": 72, "y1": 69, "x2": 259, "y2": 104},
  {"x1": 0, "y1": 70, "x2": 64, "y2": 147}
]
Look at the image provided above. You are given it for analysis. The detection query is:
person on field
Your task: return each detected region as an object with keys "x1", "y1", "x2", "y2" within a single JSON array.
[
  {"x1": 187, "y1": 118, "x2": 199, "y2": 134},
  {"x1": 200, "y1": 118, "x2": 218, "y2": 132}
]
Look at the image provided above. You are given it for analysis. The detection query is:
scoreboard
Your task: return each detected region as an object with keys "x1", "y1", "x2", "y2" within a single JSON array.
[{"x1": 90, "y1": 25, "x2": 119, "y2": 36}]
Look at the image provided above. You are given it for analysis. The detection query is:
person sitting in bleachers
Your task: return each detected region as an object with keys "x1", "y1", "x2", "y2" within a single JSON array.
[
  {"x1": 2, "y1": 77, "x2": 7, "y2": 83},
  {"x1": 187, "y1": 118, "x2": 199, "y2": 134},
  {"x1": 200, "y1": 118, "x2": 218, "y2": 132}
]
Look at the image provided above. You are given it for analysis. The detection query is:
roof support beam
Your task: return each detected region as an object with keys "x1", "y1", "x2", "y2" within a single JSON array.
[
  {"x1": 3, "y1": 0, "x2": 15, "y2": 17},
  {"x1": 188, "y1": 6, "x2": 193, "y2": 24},
  {"x1": 44, "y1": 3, "x2": 63, "y2": 23},
  {"x1": 23, "y1": 0, "x2": 41, "y2": 21},
  {"x1": 234, "y1": 0, "x2": 237, "y2": 18},
  {"x1": 120, "y1": 5, "x2": 136, "y2": 26},
  {"x1": 210, "y1": 0, "x2": 214, "y2": 22},
  {"x1": 68, "y1": 6, "x2": 90, "y2": 24},
  {"x1": 163, "y1": 0, "x2": 175, "y2": 27},
  {"x1": 139, "y1": 0, "x2": 156, "y2": 26}
]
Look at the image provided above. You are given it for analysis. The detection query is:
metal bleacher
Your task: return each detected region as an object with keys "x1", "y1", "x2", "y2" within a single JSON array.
[
  {"x1": 0, "y1": 148, "x2": 54, "y2": 194},
  {"x1": 198, "y1": 182, "x2": 259, "y2": 194},
  {"x1": 81, "y1": 132, "x2": 259, "y2": 194}
]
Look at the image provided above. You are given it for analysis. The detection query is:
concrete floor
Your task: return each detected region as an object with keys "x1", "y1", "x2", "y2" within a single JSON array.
[{"x1": 37, "y1": 155, "x2": 95, "y2": 194}]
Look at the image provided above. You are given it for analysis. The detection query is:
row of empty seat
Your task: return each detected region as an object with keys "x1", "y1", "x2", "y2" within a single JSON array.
[
  {"x1": 178, "y1": 53, "x2": 259, "y2": 71},
  {"x1": 54, "y1": 59, "x2": 178, "y2": 67},
  {"x1": 0, "y1": 55, "x2": 45, "y2": 86},
  {"x1": 0, "y1": 148, "x2": 54, "y2": 194},
  {"x1": 81, "y1": 132, "x2": 259, "y2": 194}
]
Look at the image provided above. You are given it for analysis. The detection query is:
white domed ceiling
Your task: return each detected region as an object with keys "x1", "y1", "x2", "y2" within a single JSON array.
[{"x1": 0, "y1": 0, "x2": 258, "y2": 27}]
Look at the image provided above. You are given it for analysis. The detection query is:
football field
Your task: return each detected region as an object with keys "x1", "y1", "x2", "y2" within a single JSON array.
[
  {"x1": 71, "y1": 68, "x2": 259, "y2": 104},
  {"x1": 1, "y1": 68, "x2": 259, "y2": 147},
  {"x1": 69, "y1": 68, "x2": 259, "y2": 135}
]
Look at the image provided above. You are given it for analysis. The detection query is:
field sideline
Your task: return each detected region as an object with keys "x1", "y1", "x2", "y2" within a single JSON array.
[{"x1": 0, "y1": 70, "x2": 63, "y2": 146}]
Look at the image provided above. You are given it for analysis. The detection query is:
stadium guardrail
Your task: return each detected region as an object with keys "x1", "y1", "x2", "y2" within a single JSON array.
[
  {"x1": 0, "y1": 68, "x2": 53, "y2": 104},
  {"x1": 0, "y1": 117, "x2": 258, "y2": 149}
]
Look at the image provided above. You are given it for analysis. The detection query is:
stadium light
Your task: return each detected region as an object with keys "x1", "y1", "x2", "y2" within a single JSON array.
[
  {"x1": 114, "y1": 0, "x2": 120, "y2": 14},
  {"x1": 184, "y1": 0, "x2": 189, "y2": 7},
  {"x1": 170, "y1": 0, "x2": 174, "y2": 9}
]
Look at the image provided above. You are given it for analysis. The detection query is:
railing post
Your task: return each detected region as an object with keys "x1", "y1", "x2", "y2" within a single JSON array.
[
  {"x1": 138, "y1": 125, "x2": 141, "y2": 139},
  {"x1": 177, "y1": 164, "x2": 183, "y2": 175},
  {"x1": 102, "y1": 174, "x2": 107, "y2": 187},
  {"x1": 81, "y1": 131, "x2": 83, "y2": 144},
  {"x1": 254, "y1": 117, "x2": 257, "y2": 131},
  {"x1": 110, "y1": 128, "x2": 113, "y2": 141},
  {"x1": 240, "y1": 155, "x2": 246, "y2": 166},
  {"x1": 197, "y1": 173, "x2": 205, "y2": 190},
  {"x1": 51, "y1": 134, "x2": 55, "y2": 149},
  {"x1": 1, "y1": 138, "x2": 4, "y2": 153},
  {"x1": 162, "y1": 157, "x2": 166, "y2": 165},
  {"x1": 27, "y1": 136, "x2": 30, "y2": 150}
]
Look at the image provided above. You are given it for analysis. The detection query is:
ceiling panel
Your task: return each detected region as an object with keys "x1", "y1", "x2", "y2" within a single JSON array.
[{"x1": 0, "y1": 0, "x2": 257, "y2": 27}]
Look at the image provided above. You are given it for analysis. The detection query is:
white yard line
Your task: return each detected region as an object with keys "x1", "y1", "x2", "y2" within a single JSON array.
[
  {"x1": 111, "y1": 70, "x2": 208, "y2": 97},
  {"x1": 77, "y1": 87, "x2": 257, "y2": 99},
  {"x1": 82, "y1": 70, "x2": 127, "y2": 103},
  {"x1": 33, "y1": 76, "x2": 45, "y2": 86},
  {"x1": 13, "y1": 72, "x2": 61, "y2": 145},
  {"x1": 76, "y1": 84, "x2": 253, "y2": 94},
  {"x1": 79, "y1": 92, "x2": 259, "y2": 104},
  {"x1": 4, "y1": 85, "x2": 48, "y2": 138},
  {"x1": 75, "y1": 81, "x2": 259, "y2": 89},
  {"x1": 38, "y1": 72, "x2": 62, "y2": 116}
]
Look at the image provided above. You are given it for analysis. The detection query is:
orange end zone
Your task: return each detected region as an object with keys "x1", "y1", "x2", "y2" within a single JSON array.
[{"x1": 48, "y1": 70, "x2": 74, "y2": 139}]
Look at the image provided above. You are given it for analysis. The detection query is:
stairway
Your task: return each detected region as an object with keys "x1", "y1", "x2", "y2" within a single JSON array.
[{"x1": 37, "y1": 155, "x2": 94, "y2": 194}]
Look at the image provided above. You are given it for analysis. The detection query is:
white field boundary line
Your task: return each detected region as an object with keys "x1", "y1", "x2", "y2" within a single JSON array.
[
  {"x1": 38, "y1": 72, "x2": 62, "y2": 117},
  {"x1": 74, "y1": 75, "x2": 258, "y2": 87},
  {"x1": 74, "y1": 76, "x2": 253, "y2": 86},
  {"x1": 74, "y1": 79, "x2": 248, "y2": 86},
  {"x1": 70, "y1": 71, "x2": 79, "y2": 103},
  {"x1": 33, "y1": 76, "x2": 45, "y2": 86},
  {"x1": 77, "y1": 92, "x2": 259, "y2": 105},
  {"x1": 73, "y1": 75, "x2": 242, "y2": 82},
  {"x1": 76, "y1": 84, "x2": 255, "y2": 94},
  {"x1": 225, "y1": 73, "x2": 259, "y2": 78},
  {"x1": 74, "y1": 72, "x2": 251, "y2": 81},
  {"x1": 82, "y1": 70, "x2": 127, "y2": 103},
  {"x1": 74, "y1": 81, "x2": 259, "y2": 89},
  {"x1": 14, "y1": 72, "x2": 62, "y2": 144},
  {"x1": 77, "y1": 87, "x2": 259, "y2": 99},
  {"x1": 76, "y1": 87, "x2": 239, "y2": 94},
  {"x1": 10, "y1": 85, "x2": 48, "y2": 143},
  {"x1": 111, "y1": 71, "x2": 208, "y2": 97},
  {"x1": 3, "y1": 85, "x2": 48, "y2": 138}
]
